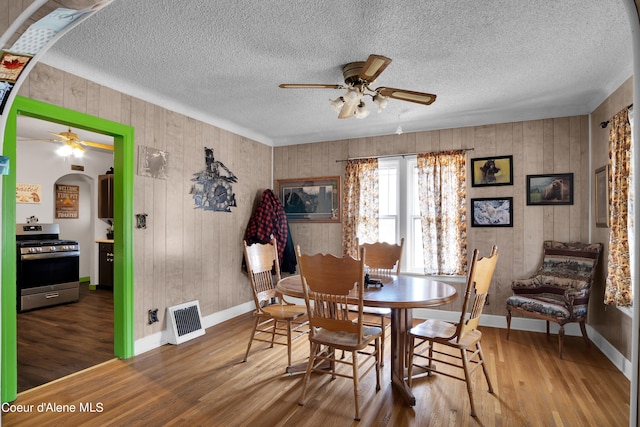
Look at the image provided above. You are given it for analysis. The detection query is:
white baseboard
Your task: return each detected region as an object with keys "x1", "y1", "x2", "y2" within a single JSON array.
[
  {"x1": 135, "y1": 303, "x2": 632, "y2": 381},
  {"x1": 414, "y1": 308, "x2": 633, "y2": 380},
  {"x1": 134, "y1": 301, "x2": 255, "y2": 356}
]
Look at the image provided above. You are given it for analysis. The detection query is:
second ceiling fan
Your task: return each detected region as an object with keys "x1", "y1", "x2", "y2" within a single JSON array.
[{"x1": 279, "y1": 54, "x2": 437, "y2": 119}]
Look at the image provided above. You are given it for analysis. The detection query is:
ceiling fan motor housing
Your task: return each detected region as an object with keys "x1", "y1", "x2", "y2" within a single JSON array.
[{"x1": 342, "y1": 61, "x2": 367, "y2": 86}]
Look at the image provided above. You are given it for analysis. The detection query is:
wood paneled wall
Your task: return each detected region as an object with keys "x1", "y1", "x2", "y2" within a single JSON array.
[
  {"x1": 17, "y1": 63, "x2": 272, "y2": 340},
  {"x1": 275, "y1": 117, "x2": 590, "y2": 319}
]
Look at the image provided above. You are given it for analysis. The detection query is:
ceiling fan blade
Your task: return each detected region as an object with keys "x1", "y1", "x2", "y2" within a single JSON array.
[
  {"x1": 358, "y1": 54, "x2": 392, "y2": 83},
  {"x1": 81, "y1": 140, "x2": 114, "y2": 151},
  {"x1": 279, "y1": 84, "x2": 344, "y2": 89},
  {"x1": 377, "y1": 87, "x2": 437, "y2": 105},
  {"x1": 49, "y1": 128, "x2": 79, "y2": 141},
  {"x1": 338, "y1": 101, "x2": 356, "y2": 119}
]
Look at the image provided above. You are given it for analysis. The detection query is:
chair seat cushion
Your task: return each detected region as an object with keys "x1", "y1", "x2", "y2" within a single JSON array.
[
  {"x1": 262, "y1": 304, "x2": 307, "y2": 320},
  {"x1": 506, "y1": 295, "x2": 571, "y2": 321},
  {"x1": 311, "y1": 325, "x2": 382, "y2": 349}
]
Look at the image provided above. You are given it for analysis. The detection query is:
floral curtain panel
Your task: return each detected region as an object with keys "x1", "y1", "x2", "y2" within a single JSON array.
[
  {"x1": 605, "y1": 108, "x2": 633, "y2": 306},
  {"x1": 417, "y1": 150, "x2": 467, "y2": 275},
  {"x1": 342, "y1": 158, "x2": 378, "y2": 258}
]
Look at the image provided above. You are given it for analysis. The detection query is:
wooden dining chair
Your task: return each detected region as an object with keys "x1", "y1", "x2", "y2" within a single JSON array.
[
  {"x1": 407, "y1": 246, "x2": 498, "y2": 417},
  {"x1": 295, "y1": 246, "x2": 382, "y2": 421},
  {"x1": 242, "y1": 238, "x2": 308, "y2": 368},
  {"x1": 353, "y1": 238, "x2": 404, "y2": 366}
]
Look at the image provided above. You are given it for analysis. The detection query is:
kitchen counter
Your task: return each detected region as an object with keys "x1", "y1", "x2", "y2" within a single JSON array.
[{"x1": 95, "y1": 239, "x2": 114, "y2": 243}]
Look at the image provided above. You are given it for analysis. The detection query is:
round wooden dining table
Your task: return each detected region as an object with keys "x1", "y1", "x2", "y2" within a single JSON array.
[{"x1": 276, "y1": 273, "x2": 457, "y2": 406}]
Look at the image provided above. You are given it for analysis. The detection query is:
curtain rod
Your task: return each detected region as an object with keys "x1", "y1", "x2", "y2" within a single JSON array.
[
  {"x1": 335, "y1": 148, "x2": 474, "y2": 163},
  {"x1": 600, "y1": 103, "x2": 634, "y2": 128}
]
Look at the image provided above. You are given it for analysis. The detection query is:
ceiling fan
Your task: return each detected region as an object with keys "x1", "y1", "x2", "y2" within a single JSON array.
[
  {"x1": 21, "y1": 127, "x2": 113, "y2": 158},
  {"x1": 279, "y1": 54, "x2": 437, "y2": 119}
]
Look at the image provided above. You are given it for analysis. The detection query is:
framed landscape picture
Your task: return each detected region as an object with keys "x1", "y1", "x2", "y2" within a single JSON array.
[
  {"x1": 470, "y1": 155, "x2": 513, "y2": 187},
  {"x1": 471, "y1": 197, "x2": 513, "y2": 227},
  {"x1": 526, "y1": 173, "x2": 574, "y2": 205},
  {"x1": 276, "y1": 176, "x2": 341, "y2": 222}
]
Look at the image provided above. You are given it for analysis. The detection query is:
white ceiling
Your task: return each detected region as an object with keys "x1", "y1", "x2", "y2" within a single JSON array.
[{"x1": 23, "y1": 0, "x2": 634, "y2": 147}]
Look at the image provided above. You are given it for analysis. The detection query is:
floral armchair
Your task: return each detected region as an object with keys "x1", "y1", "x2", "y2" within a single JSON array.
[{"x1": 506, "y1": 241, "x2": 602, "y2": 358}]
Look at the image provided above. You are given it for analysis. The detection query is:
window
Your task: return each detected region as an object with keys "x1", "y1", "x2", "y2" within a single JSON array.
[{"x1": 378, "y1": 156, "x2": 462, "y2": 274}]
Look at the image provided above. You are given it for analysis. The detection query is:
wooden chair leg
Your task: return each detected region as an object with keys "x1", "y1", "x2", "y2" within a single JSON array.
[
  {"x1": 477, "y1": 341, "x2": 493, "y2": 394},
  {"x1": 379, "y1": 316, "x2": 386, "y2": 367},
  {"x1": 352, "y1": 350, "x2": 360, "y2": 421},
  {"x1": 579, "y1": 320, "x2": 591, "y2": 348},
  {"x1": 242, "y1": 316, "x2": 260, "y2": 362},
  {"x1": 460, "y1": 348, "x2": 477, "y2": 417},
  {"x1": 299, "y1": 342, "x2": 318, "y2": 407},
  {"x1": 286, "y1": 320, "x2": 292, "y2": 367},
  {"x1": 558, "y1": 325, "x2": 565, "y2": 359},
  {"x1": 506, "y1": 309, "x2": 512, "y2": 340}
]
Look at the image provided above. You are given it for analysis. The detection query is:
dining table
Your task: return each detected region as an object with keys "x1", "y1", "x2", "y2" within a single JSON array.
[{"x1": 276, "y1": 273, "x2": 457, "y2": 406}]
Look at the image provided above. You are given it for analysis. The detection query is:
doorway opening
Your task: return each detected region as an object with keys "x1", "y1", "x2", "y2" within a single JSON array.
[{"x1": 2, "y1": 96, "x2": 135, "y2": 402}]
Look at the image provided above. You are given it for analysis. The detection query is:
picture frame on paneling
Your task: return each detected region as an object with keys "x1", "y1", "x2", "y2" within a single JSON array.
[
  {"x1": 595, "y1": 165, "x2": 609, "y2": 228},
  {"x1": 0, "y1": 51, "x2": 32, "y2": 82},
  {"x1": 526, "y1": 173, "x2": 573, "y2": 205},
  {"x1": 471, "y1": 197, "x2": 513, "y2": 227},
  {"x1": 470, "y1": 155, "x2": 513, "y2": 187},
  {"x1": 276, "y1": 176, "x2": 341, "y2": 222}
]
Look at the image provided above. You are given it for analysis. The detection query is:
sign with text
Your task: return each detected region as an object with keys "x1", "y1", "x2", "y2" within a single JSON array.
[
  {"x1": 55, "y1": 184, "x2": 79, "y2": 219},
  {"x1": 16, "y1": 183, "x2": 41, "y2": 204}
]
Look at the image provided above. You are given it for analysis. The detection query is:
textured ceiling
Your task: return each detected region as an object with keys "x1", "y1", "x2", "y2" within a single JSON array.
[{"x1": 32, "y1": 0, "x2": 633, "y2": 147}]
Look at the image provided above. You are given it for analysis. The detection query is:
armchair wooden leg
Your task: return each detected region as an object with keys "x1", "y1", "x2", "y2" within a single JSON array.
[
  {"x1": 506, "y1": 309, "x2": 512, "y2": 340},
  {"x1": 546, "y1": 320, "x2": 550, "y2": 337},
  {"x1": 579, "y1": 320, "x2": 591, "y2": 348}
]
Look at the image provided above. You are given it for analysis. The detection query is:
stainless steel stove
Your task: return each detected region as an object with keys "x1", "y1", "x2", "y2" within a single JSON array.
[{"x1": 16, "y1": 223, "x2": 80, "y2": 312}]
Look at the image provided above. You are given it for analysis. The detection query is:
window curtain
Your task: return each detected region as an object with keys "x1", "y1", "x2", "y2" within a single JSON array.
[
  {"x1": 417, "y1": 150, "x2": 467, "y2": 275},
  {"x1": 342, "y1": 158, "x2": 378, "y2": 258},
  {"x1": 605, "y1": 108, "x2": 633, "y2": 306}
]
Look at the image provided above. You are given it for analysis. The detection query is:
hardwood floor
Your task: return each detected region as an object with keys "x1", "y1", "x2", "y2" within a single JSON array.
[
  {"x1": 3, "y1": 311, "x2": 630, "y2": 426},
  {"x1": 17, "y1": 284, "x2": 114, "y2": 392}
]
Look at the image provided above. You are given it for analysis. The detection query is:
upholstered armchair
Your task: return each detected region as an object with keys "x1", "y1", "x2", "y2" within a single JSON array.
[{"x1": 506, "y1": 241, "x2": 602, "y2": 358}]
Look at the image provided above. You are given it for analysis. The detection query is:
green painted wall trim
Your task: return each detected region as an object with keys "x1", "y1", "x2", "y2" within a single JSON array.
[{"x1": 1, "y1": 96, "x2": 135, "y2": 402}]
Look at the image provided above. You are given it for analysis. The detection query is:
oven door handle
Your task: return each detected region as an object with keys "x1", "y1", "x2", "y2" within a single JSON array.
[{"x1": 21, "y1": 251, "x2": 80, "y2": 261}]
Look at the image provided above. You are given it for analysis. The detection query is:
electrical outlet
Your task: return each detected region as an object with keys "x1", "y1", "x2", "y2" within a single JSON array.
[{"x1": 148, "y1": 308, "x2": 159, "y2": 324}]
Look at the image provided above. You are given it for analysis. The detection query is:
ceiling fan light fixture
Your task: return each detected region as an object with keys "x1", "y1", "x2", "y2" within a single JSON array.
[
  {"x1": 329, "y1": 96, "x2": 345, "y2": 112},
  {"x1": 56, "y1": 144, "x2": 73, "y2": 157},
  {"x1": 355, "y1": 102, "x2": 370, "y2": 119},
  {"x1": 372, "y1": 93, "x2": 388, "y2": 112},
  {"x1": 72, "y1": 147, "x2": 84, "y2": 158}
]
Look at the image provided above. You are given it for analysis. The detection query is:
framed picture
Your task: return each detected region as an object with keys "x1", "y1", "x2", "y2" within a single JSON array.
[
  {"x1": 276, "y1": 176, "x2": 341, "y2": 222},
  {"x1": 0, "y1": 51, "x2": 32, "y2": 83},
  {"x1": 526, "y1": 173, "x2": 573, "y2": 205},
  {"x1": 595, "y1": 165, "x2": 609, "y2": 227},
  {"x1": 471, "y1": 197, "x2": 513, "y2": 227},
  {"x1": 470, "y1": 155, "x2": 513, "y2": 187}
]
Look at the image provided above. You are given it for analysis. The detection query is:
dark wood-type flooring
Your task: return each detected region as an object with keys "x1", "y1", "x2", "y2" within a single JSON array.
[
  {"x1": 3, "y1": 307, "x2": 630, "y2": 426},
  {"x1": 17, "y1": 284, "x2": 114, "y2": 392}
]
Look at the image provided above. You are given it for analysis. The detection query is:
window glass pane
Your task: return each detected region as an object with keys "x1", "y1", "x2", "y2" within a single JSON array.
[
  {"x1": 379, "y1": 217, "x2": 396, "y2": 243},
  {"x1": 379, "y1": 167, "x2": 397, "y2": 216},
  {"x1": 412, "y1": 217, "x2": 424, "y2": 270}
]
